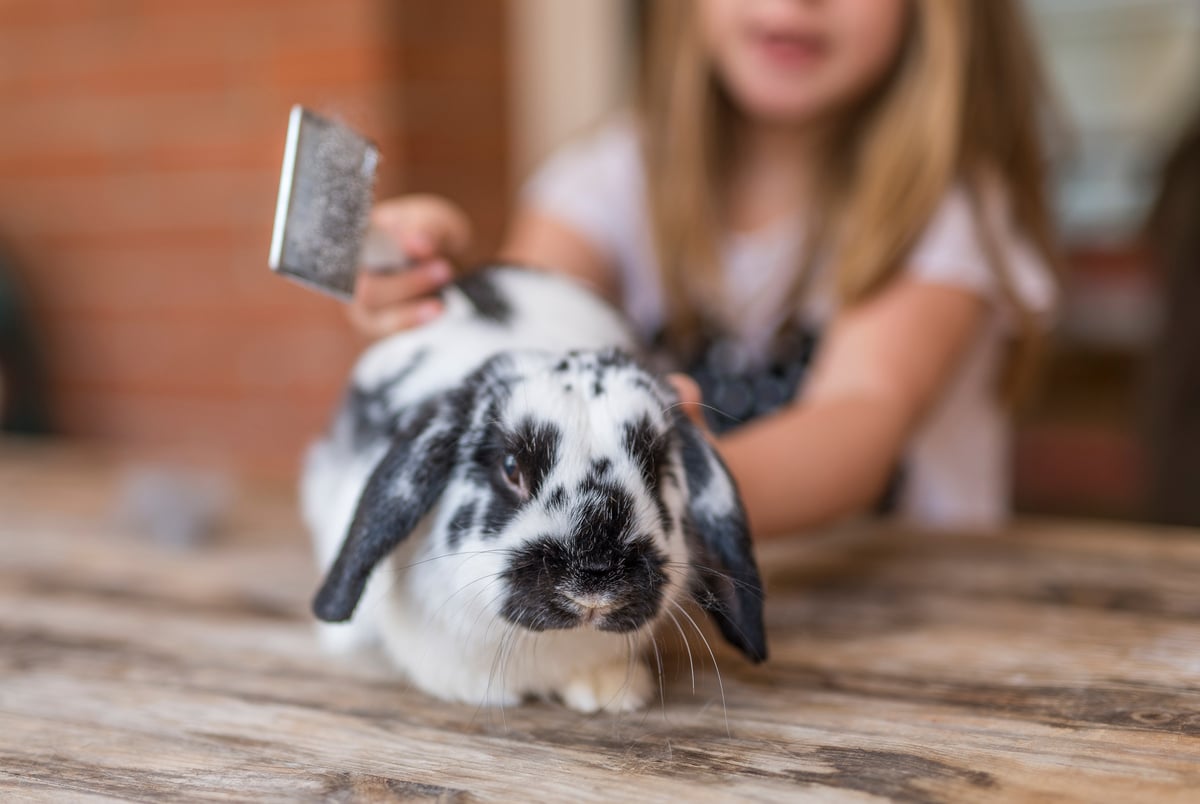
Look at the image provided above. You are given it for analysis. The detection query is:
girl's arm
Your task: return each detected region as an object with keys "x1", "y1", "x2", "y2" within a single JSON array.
[{"x1": 717, "y1": 280, "x2": 985, "y2": 540}]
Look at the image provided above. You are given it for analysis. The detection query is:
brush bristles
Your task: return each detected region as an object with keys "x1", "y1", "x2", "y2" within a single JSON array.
[{"x1": 272, "y1": 108, "x2": 378, "y2": 300}]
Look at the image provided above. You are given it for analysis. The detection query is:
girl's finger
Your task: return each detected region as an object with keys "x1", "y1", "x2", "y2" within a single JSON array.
[
  {"x1": 347, "y1": 298, "x2": 445, "y2": 339},
  {"x1": 399, "y1": 231, "x2": 436, "y2": 261},
  {"x1": 667, "y1": 373, "x2": 709, "y2": 429},
  {"x1": 355, "y1": 260, "x2": 453, "y2": 312},
  {"x1": 372, "y1": 196, "x2": 472, "y2": 261}
]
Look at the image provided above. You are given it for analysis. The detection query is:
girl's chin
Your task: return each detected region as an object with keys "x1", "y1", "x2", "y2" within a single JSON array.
[{"x1": 733, "y1": 90, "x2": 837, "y2": 127}]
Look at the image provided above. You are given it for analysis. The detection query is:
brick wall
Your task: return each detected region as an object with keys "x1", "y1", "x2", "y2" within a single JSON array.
[{"x1": 0, "y1": 0, "x2": 510, "y2": 478}]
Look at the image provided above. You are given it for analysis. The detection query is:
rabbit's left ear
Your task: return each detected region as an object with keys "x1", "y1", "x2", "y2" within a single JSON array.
[
  {"x1": 674, "y1": 411, "x2": 768, "y2": 663},
  {"x1": 313, "y1": 391, "x2": 469, "y2": 622}
]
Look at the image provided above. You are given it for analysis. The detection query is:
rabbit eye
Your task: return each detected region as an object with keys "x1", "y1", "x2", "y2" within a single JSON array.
[{"x1": 502, "y1": 453, "x2": 526, "y2": 494}]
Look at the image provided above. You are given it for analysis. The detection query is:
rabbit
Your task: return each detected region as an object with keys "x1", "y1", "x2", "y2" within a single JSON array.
[{"x1": 301, "y1": 266, "x2": 766, "y2": 713}]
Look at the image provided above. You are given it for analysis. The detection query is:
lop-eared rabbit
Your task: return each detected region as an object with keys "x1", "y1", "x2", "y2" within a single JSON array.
[{"x1": 302, "y1": 267, "x2": 766, "y2": 712}]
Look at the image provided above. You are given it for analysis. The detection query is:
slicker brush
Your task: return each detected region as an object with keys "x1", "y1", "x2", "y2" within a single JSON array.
[{"x1": 268, "y1": 105, "x2": 408, "y2": 299}]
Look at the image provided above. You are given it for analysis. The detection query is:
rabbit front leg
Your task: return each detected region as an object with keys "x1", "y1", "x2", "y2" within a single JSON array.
[{"x1": 559, "y1": 657, "x2": 655, "y2": 713}]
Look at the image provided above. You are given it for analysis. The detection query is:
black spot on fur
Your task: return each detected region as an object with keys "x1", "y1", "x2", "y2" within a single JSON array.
[
  {"x1": 446, "y1": 501, "x2": 477, "y2": 549},
  {"x1": 623, "y1": 415, "x2": 672, "y2": 530},
  {"x1": 594, "y1": 347, "x2": 635, "y2": 370},
  {"x1": 480, "y1": 498, "x2": 520, "y2": 541},
  {"x1": 623, "y1": 415, "x2": 664, "y2": 484},
  {"x1": 675, "y1": 413, "x2": 713, "y2": 492},
  {"x1": 652, "y1": 490, "x2": 673, "y2": 533},
  {"x1": 467, "y1": 418, "x2": 517, "y2": 540},
  {"x1": 475, "y1": 417, "x2": 562, "y2": 540},
  {"x1": 464, "y1": 398, "x2": 505, "y2": 489},
  {"x1": 511, "y1": 418, "x2": 561, "y2": 498},
  {"x1": 590, "y1": 457, "x2": 612, "y2": 477},
  {"x1": 550, "y1": 348, "x2": 650, "y2": 404},
  {"x1": 475, "y1": 432, "x2": 522, "y2": 539},
  {"x1": 454, "y1": 271, "x2": 512, "y2": 324},
  {"x1": 344, "y1": 348, "x2": 430, "y2": 450},
  {"x1": 344, "y1": 386, "x2": 385, "y2": 450},
  {"x1": 546, "y1": 485, "x2": 568, "y2": 511},
  {"x1": 574, "y1": 477, "x2": 637, "y2": 556}
]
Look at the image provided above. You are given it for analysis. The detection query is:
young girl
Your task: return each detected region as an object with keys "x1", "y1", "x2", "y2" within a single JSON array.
[{"x1": 349, "y1": 0, "x2": 1058, "y2": 540}]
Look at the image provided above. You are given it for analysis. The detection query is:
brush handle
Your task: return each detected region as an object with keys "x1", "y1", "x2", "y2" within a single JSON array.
[{"x1": 360, "y1": 224, "x2": 414, "y2": 274}]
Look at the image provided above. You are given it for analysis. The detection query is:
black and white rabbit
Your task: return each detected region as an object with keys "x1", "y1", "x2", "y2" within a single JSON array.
[{"x1": 302, "y1": 266, "x2": 766, "y2": 712}]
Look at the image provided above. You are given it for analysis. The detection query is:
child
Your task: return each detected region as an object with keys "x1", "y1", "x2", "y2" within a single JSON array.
[{"x1": 349, "y1": 0, "x2": 1058, "y2": 540}]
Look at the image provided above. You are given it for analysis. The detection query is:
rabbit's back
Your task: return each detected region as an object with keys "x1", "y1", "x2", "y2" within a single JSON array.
[{"x1": 351, "y1": 267, "x2": 637, "y2": 414}]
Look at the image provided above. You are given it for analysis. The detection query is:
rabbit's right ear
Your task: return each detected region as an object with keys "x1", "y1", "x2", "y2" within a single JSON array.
[
  {"x1": 673, "y1": 410, "x2": 768, "y2": 664},
  {"x1": 313, "y1": 392, "x2": 469, "y2": 622}
]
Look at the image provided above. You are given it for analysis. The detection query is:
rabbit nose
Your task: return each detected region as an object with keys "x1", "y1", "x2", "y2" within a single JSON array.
[
  {"x1": 566, "y1": 592, "x2": 614, "y2": 612},
  {"x1": 561, "y1": 592, "x2": 619, "y2": 624}
]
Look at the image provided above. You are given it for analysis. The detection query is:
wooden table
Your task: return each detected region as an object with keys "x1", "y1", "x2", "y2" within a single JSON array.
[{"x1": 2, "y1": 443, "x2": 1199, "y2": 801}]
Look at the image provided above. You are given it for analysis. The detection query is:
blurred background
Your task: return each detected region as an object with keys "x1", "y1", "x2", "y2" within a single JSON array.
[{"x1": 0, "y1": 0, "x2": 1197, "y2": 524}]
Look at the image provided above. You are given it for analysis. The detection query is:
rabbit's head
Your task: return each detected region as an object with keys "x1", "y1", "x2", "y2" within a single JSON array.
[{"x1": 313, "y1": 348, "x2": 767, "y2": 663}]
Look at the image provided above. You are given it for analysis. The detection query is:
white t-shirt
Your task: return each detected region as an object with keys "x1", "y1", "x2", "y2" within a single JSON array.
[{"x1": 523, "y1": 119, "x2": 1056, "y2": 530}]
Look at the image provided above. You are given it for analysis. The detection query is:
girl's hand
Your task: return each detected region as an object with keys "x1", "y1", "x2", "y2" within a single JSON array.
[
  {"x1": 348, "y1": 195, "x2": 473, "y2": 339},
  {"x1": 668, "y1": 373, "x2": 710, "y2": 431}
]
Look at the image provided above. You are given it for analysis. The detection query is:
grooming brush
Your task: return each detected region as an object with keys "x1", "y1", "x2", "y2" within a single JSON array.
[{"x1": 268, "y1": 105, "x2": 409, "y2": 300}]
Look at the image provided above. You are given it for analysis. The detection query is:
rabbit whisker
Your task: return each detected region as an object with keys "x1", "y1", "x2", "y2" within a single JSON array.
[
  {"x1": 511, "y1": 630, "x2": 528, "y2": 716},
  {"x1": 453, "y1": 576, "x2": 508, "y2": 646},
  {"x1": 495, "y1": 627, "x2": 513, "y2": 730},
  {"x1": 649, "y1": 630, "x2": 667, "y2": 717},
  {"x1": 670, "y1": 599, "x2": 730, "y2": 737},
  {"x1": 369, "y1": 547, "x2": 512, "y2": 578},
  {"x1": 661, "y1": 399, "x2": 743, "y2": 428},
  {"x1": 663, "y1": 561, "x2": 764, "y2": 597},
  {"x1": 501, "y1": 622, "x2": 532, "y2": 728},
  {"x1": 478, "y1": 588, "x2": 514, "y2": 660},
  {"x1": 670, "y1": 570, "x2": 762, "y2": 653},
  {"x1": 336, "y1": 560, "x2": 399, "y2": 624},
  {"x1": 466, "y1": 588, "x2": 514, "y2": 730},
  {"x1": 431, "y1": 569, "x2": 506, "y2": 622},
  {"x1": 617, "y1": 632, "x2": 637, "y2": 719},
  {"x1": 663, "y1": 606, "x2": 696, "y2": 695},
  {"x1": 483, "y1": 619, "x2": 516, "y2": 726}
]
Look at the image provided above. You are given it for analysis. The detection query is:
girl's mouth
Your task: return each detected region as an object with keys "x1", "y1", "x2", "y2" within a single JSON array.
[{"x1": 752, "y1": 29, "x2": 830, "y2": 69}]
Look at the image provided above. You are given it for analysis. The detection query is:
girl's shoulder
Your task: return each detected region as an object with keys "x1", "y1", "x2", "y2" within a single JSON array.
[{"x1": 905, "y1": 180, "x2": 1057, "y2": 324}]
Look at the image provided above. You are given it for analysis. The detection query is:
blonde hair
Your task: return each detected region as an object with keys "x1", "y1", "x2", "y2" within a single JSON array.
[{"x1": 639, "y1": 0, "x2": 1058, "y2": 399}]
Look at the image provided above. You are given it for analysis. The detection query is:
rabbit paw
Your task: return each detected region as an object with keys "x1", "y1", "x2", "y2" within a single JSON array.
[{"x1": 560, "y1": 659, "x2": 654, "y2": 713}]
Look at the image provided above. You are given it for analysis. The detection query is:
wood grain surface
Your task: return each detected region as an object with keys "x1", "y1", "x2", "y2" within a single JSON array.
[{"x1": 2, "y1": 442, "x2": 1199, "y2": 802}]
